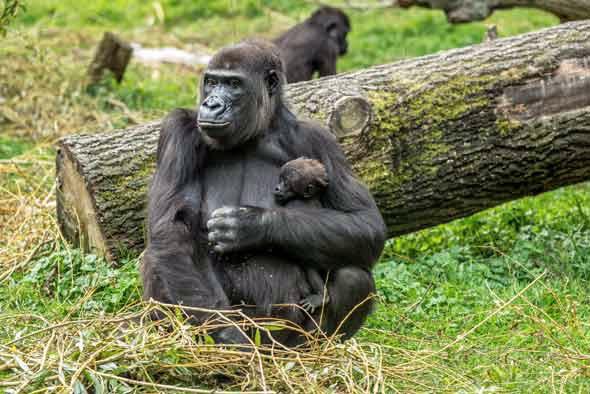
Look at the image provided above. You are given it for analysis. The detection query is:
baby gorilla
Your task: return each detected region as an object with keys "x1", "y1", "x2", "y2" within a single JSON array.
[{"x1": 274, "y1": 157, "x2": 330, "y2": 313}]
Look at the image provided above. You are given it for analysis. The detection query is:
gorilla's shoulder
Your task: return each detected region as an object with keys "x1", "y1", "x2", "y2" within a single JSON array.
[
  {"x1": 297, "y1": 119, "x2": 338, "y2": 142},
  {"x1": 156, "y1": 108, "x2": 199, "y2": 161},
  {"x1": 283, "y1": 118, "x2": 341, "y2": 158},
  {"x1": 162, "y1": 108, "x2": 197, "y2": 131},
  {"x1": 158, "y1": 109, "x2": 199, "y2": 147}
]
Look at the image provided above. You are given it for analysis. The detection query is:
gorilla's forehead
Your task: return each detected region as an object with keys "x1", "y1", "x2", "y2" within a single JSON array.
[
  {"x1": 208, "y1": 41, "x2": 284, "y2": 75},
  {"x1": 210, "y1": 47, "x2": 258, "y2": 71},
  {"x1": 211, "y1": 47, "x2": 247, "y2": 66},
  {"x1": 204, "y1": 69, "x2": 246, "y2": 79}
]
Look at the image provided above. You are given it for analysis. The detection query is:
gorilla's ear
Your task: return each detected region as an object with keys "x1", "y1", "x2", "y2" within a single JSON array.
[{"x1": 266, "y1": 70, "x2": 280, "y2": 96}]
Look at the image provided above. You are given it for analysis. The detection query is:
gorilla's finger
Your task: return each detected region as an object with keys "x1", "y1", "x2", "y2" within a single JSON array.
[
  {"x1": 207, "y1": 231, "x2": 220, "y2": 242},
  {"x1": 207, "y1": 217, "x2": 239, "y2": 231},
  {"x1": 210, "y1": 206, "x2": 244, "y2": 218},
  {"x1": 208, "y1": 230, "x2": 237, "y2": 243},
  {"x1": 213, "y1": 242, "x2": 237, "y2": 254}
]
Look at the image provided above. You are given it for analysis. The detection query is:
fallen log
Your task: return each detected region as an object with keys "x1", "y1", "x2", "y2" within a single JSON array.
[
  {"x1": 130, "y1": 43, "x2": 212, "y2": 69},
  {"x1": 397, "y1": 0, "x2": 590, "y2": 23},
  {"x1": 58, "y1": 21, "x2": 590, "y2": 261}
]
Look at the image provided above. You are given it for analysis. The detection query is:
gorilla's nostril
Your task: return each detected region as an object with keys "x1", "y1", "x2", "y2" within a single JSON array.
[
  {"x1": 201, "y1": 96, "x2": 228, "y2": 119},
  {"x1": 205, "y1": 97, "x2": 221, "y2": 108}
]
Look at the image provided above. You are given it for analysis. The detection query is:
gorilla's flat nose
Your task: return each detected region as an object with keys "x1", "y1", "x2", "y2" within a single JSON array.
[{"x1": 200, "y1": 96, "x2": 226, "y2": 119}]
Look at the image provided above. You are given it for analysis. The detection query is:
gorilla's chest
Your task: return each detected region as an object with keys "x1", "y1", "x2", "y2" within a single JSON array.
[{"x1": 201, "y1": 149, "x2": 284, "y2": 220}]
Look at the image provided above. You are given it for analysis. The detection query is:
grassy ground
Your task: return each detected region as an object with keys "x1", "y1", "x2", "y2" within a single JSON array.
[{"x1": 4, "y1": 1, "x2": 590, "y2": 392}]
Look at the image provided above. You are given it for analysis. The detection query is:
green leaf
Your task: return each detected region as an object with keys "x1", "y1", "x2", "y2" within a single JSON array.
[
  {"x1": 262, "y1": 324, "x2": 285, "y2": 332},
  {"x1": 73, "y1": 379, "x2": 88, "y2": 394},
  {"x1": 85, "y1": 370, "x2": 105, "y2": 394},
  {"x1": 254, "y1": 329, "x2": 261, "y2": 346},
  {"x1": 204, "y1": 334, "x2": 215, "y2": 345}
]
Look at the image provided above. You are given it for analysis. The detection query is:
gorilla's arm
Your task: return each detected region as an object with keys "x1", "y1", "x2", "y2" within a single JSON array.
[
  {"x1": 208, "y1": 126, "x2": 386, "y2": 271},
  {"x1": 143, "y1": 109, "x2": 229, "y2": 314},
  {"x1": 148, "y1": 108, "x2": 203, "y2": 235},
  {"x1": 270, "y1": 129, "x2": 385, "y2": 270}
]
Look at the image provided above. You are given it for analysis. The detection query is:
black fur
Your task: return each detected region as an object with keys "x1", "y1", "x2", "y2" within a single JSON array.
[
  {"x1": 274, "y1": 6, "x2": 350, "y2": 83},
  {"x1": 141, "y1": 40, "x2": 385, "y2": 346}
]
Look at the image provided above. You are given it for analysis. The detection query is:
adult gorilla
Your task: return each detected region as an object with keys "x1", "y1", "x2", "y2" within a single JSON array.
[{"x1": 141, "y1": 40, "x2": 386, "y2": 346}]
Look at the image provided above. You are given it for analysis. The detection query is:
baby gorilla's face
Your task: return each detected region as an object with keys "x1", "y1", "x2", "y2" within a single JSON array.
[
  {"x1": 274, "y1": 158, "x2": 328, "y2": 205},
  {"x1": 273, "y1": 172, "x2": 298, "y2": 205}
]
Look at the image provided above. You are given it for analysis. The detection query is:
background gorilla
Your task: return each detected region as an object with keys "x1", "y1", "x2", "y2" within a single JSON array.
[
  {"x1": 274, "y1": 6, "x2": 350, "y2": 83},
  {"x1": 141, "y1": 39, "x2": 385, "y2": 346}
]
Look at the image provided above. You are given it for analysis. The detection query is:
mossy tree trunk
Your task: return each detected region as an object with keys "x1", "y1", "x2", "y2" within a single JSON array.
[
  {"x1": 398, "y1": 0, "x2": 590, "y2": 23},
  {"x1": 57, "y1": 21, "x2": 590, "y2": 261}
]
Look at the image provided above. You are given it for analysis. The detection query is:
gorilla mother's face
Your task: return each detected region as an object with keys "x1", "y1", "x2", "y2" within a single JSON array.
[
  {"x1": 197, "y1": 41, "x2": 284, "y2": 150},
  {"x1": 197, "y1": 69, "x2": 256, "y2": 149}
]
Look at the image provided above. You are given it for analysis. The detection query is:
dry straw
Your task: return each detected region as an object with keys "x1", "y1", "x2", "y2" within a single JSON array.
[{"x1": 0, "y1": 300, "x2": 453, "y2": 393}]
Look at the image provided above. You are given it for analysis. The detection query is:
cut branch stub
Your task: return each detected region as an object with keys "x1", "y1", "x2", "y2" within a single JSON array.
[{"x1": 328, "y1": 96, "x2": 373, "y2": 137}]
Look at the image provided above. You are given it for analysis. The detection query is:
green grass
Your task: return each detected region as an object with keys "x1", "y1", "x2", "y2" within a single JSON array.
[
  {"x1": 0, "y1": 135, "x2": 32, "y2": 159},
  {"x1": 0, "y1": 248, "x2": 140, "y2": 317},
  {"x1": 89, "y1": 66, "x2": 198, "y2": 112},
  {"x1": 13, "y1": 0, "x2": 557, "y2": 71},
  {"x1": 340, "y1": 7, "x2": 558, "y2": 70},
  {"x1": 3, "y1": 0, "x2": 588, "y2": 392},
  {"x1": 361, "y1": 183, "x2": 590, "y2": 389}
]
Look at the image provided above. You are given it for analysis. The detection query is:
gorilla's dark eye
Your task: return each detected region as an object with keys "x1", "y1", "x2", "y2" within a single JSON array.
[
  {"x1": 229, "y1": 78, "x2": 241, "y2": 89},
  {"x1": 205, "y1": 78, "x2": 217, "y2": 87}
]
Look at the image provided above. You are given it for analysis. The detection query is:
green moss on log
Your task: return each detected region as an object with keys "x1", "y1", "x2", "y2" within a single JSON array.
[
  {"x1": 100, "y1": 158, "x2": 156, "y2": 204},
  {"x1": 495, "y1": 118, "x2": 522, "y2": 136},
  {"x1": 360, "y1": 74, "x2": 496, "y2": 192},
  {"x1": 368, "y1": 75, "x2": 494, "y2": 138},
  {"x1": 98, "y1": 153, "x2": 156, "y2": 251}
]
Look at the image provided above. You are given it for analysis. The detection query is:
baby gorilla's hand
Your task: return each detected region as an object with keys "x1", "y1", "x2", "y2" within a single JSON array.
[
  {"x1": 299, "y1": 294, "x2": 330, "y2": 314},
  {"x1": 207, "y1": 206, "x2": 273, "y2": 254}
]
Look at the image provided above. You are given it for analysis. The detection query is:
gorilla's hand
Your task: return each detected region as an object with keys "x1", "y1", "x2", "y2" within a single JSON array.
[{"x1": 207, "y1": 206, "x2": 273, "y2": 254}]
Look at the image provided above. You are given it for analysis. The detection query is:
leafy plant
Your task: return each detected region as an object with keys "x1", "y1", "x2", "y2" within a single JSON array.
[
  {"x1": 10, "y1": 247, "x2": 141, "y2": 314},
  {"x1": 0, "y1": 0, "x2": 24, "y2": 35}
]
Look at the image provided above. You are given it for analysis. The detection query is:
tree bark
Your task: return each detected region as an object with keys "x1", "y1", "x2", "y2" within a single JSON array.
[
  {"x1": 397, "y1": 0, "x2": 590, "y2": 23},
  {"x1": 57, "y1": 21, "x2": 590, "y2": 261}
]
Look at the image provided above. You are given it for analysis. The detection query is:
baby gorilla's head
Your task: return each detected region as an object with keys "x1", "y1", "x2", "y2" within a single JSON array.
[{"x1": 274, "y1": 157, "x2": 329, "y2": 205}]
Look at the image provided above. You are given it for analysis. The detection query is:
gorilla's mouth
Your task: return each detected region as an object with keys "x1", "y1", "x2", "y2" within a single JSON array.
[
  {"x1": 273, "y1": 191, "x2": 293, "y2": 205},
  {"x1": 198, "y1": 121, "x2": 232, "y2": 138},
  {"x1": 198, "y1": 121, "x2": 231, "y2": 129}
]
